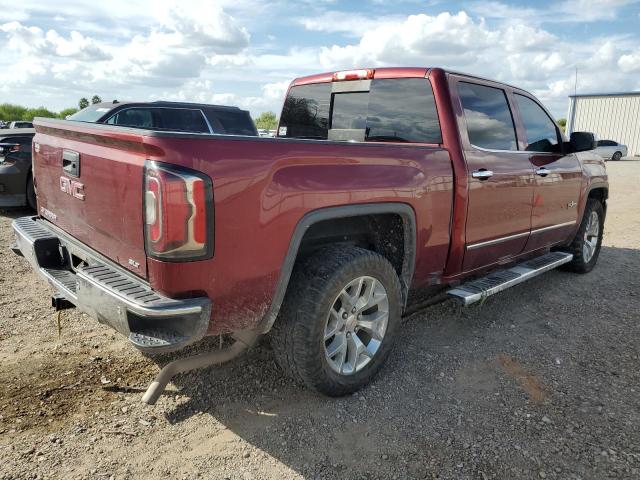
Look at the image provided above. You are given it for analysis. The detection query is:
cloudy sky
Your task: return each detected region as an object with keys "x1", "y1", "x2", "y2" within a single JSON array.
[{"x1": 1, "y1": 0, "x2": 640, "y2": 119}]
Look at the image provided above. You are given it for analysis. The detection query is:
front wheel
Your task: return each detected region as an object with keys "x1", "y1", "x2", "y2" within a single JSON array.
[
  {"x1": 561, "y1": 198, "x2": 604, "y2": 273},
  {"x1": 612, "y1": 151, "x2": 622, "y2": 161},
  {"x1": 270, "y1": 245, "x2": 403, "y2": 396}
]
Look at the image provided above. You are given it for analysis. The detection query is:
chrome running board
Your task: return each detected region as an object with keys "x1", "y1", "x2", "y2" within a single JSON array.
[{"x1": 447, "y1": 252, "x2": 573, "y2": 306}]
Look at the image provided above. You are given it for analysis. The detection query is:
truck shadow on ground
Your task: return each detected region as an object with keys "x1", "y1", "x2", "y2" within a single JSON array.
[{"x1": 155, "y1": 245, "x2": 640, "y2": 479}]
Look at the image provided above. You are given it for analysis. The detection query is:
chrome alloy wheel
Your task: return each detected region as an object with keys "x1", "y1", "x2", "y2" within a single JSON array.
[
  {"x1": 583, "y1": 211, "x2": 600, "y2": 262},
  {"x1": 323, "y1": 276, "x2": 389, "y2": 375}
]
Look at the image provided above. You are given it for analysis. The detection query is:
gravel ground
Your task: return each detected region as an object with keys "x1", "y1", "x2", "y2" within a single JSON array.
[{"x1": 1, "y1": 161, "x2": 639, "y2": 480}]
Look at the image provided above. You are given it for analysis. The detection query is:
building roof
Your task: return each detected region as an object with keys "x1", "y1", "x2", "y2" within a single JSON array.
[{"x1": 569, "y1": 91, "x2": 640, "y2": 98}]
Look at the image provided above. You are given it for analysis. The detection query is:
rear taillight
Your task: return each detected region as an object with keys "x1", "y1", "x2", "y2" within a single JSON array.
[{"x1": 143, "y1": 161, "x2": 214, "y2": 261}]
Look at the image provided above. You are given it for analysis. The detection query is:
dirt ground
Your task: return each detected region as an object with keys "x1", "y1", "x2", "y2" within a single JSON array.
[{"x1": 1, "y1": 161, "x2": 639, "y2": 480}]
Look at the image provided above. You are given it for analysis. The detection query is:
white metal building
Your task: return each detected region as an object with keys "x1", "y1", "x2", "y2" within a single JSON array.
[{"x1": 566, "y1": 92, "x2": 640, "y2": 157}]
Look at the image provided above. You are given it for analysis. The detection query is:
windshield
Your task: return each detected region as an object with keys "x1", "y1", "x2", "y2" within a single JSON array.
[{"x1": 67, "y1": 105, "x2": 113, "y2": 122}]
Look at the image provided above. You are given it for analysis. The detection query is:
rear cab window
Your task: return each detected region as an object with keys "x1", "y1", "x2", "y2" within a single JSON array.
[
  {"x1": 278, "y1": 78, "x2": 442, "y2": 144},
  {"x1": 458, "y1": 82, "x2": 518, "y2": 151}
]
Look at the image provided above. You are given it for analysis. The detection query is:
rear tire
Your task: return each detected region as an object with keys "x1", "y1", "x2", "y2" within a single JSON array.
[
  {"x1": 561, "y1": 198, "x2": 604, "y2": 273},
  {"x1": 26, "y1": 174, "x2": 36, "y2": 210},
  {"x1": 612, "y1": 151, "x2": 622, "y2": 161},
  {"x1": 270, "y1": 245, "x2": 403, "y2": 396}
]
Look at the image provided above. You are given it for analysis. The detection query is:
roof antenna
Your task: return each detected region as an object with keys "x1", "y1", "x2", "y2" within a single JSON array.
[{"x1": 574, "y1": 67, "x2": 578, "y2": 97}]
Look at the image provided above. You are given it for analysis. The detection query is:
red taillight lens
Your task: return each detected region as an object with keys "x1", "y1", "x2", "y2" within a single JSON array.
[{"x1": 144, "y1": 161, "x2": 214, "y2": 261}]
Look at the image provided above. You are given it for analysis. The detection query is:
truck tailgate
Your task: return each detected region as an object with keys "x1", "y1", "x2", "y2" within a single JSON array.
[{"x1": 32, "y1": 119, "x2": 152, "y2": 278}]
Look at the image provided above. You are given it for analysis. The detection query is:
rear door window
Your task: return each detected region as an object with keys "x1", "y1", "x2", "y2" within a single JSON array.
[
  {"x1": 458, "y1": 82, "x2": 518, "y2": 151},
  {"x1": 514, "y1": 94, "x2": 560, "y2": 153}
]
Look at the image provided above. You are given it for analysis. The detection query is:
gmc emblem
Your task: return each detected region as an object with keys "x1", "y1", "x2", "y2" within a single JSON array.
[{"x1": 60, "y1": 176, "x2": 85, "y2": 200}]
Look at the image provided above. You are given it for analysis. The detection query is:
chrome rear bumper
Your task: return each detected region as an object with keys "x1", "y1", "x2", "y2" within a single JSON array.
[{"x1": 11, "y1": 216, "x2": 211, "y2": 353}]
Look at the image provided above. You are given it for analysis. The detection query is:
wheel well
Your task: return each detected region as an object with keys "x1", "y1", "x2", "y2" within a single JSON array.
[
  {"x1": 588, "y1": 187, "x2": 608, "y2": 203},
  {"x1": 297, "y1": 213, "x2": 407, "y2": 280},
  {"x1": 257, "y1": 204, "x2": 416, "y2": 334}
]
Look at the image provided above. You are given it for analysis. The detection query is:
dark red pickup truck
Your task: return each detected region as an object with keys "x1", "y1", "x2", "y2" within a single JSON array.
[{"x1": 12, "y1": 67, "x2": 607, "y2": 403}]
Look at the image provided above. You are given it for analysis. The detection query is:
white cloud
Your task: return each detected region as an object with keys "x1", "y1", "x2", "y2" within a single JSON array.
[
  {"x1": 470, "y1": 0, "x2": 640, "y2": 23},
  {"x1": 0, "y1": 21, "x2": 110, "y2": 60},
  {"x1": 299, "y1": 11, "x2": 403, "y2": 36},
  {"x1": 0, "y1": 2, "x2": 639, "y2": 119},
  {"x1": 618, "y1": 50, "x2": 640, "y2": 72},
  {"x1": 310, "y1": 11, "x2": 639, "y2": 115}
]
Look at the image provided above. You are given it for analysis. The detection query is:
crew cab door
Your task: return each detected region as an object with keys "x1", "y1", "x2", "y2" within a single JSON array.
[
  {"x1": 452, "y1": 79, "x2": 535, "y2": 271},
  {"x1": 512, "y1": 93, "x2": 583, "y2": 250}
]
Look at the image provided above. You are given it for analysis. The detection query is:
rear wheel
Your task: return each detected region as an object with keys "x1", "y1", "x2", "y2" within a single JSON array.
[
  {"x1": 612, "y1": 151, "x2": 622, "y2": 161},
  {"x1": 26, "y1": 174, "x2": 36, "y2": 210},
  {"x1": 561, "y1": 198, "x2": 604, "y2": 273},
  {"x1": 270, "y1": 245, "x2": 403, "y2": 396}
]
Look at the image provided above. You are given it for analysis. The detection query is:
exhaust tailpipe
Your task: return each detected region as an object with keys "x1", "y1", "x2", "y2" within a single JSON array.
[{"x1": 141, "y1": 329, "x2": 261, "y2": 405}]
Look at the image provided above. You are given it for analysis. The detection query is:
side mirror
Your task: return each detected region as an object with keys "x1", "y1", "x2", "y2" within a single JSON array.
[{"x1": 570, "y1": 131, "x2": 597, "y2": 152}]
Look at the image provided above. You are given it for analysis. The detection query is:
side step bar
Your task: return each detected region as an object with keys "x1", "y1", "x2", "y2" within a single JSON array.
[{"x1": 447, "y1": 251, "x2": 573, "y2": 306}]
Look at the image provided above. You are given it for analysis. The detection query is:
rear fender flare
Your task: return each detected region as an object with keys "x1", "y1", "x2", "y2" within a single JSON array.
[{"x1": 257, "y1": 203, "x2": 417, "y2": 333}]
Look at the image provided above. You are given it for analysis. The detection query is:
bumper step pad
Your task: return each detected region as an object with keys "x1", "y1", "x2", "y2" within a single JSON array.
[
  {"x1": 12, "y1": 216, "x2": 211, "y2": 354},
  {"x1": 448, "y1": 251, "x2": 573, "y2": 306}
]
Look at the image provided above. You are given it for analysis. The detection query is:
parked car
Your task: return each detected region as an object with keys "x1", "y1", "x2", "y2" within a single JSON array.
[
  {"x1": 0, "y1": 128, "x2": 36, "y2": 208},
  {"x1": 594, "y1": 139, "x2": 627, "y2": 161},
  {"x1": 8, "y1": 121, "x2": 33, "y2": 129},
  {"x1": 12, "y1": 67, "x2": 607, "y2": 404},
  {"x1": 68, "y1": 101, "x2": 258, "y2": 136}
]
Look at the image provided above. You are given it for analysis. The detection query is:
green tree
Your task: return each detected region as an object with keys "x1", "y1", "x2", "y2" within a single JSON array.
[
  {"x1": 26, "y1": 107, "x2": 57, "y2": 120},
  {"x1": 557, "y1": 118, "x2": 567, "y2": 133},
  {"x1": 91, "y1": 95, "x2": 102, "y2": 105},
  {"x1": 0, "y1": 103, "x2": 28, "y2": 121},
  {"x1": 254, "y1": 111, "x2": 278, "y2": 130},
  {"x1": 58, "y1": 107, "x2": 79, "y2": 119},
  {"x1": 78, "y1": 97, "x2": 89, "y2": 109}
]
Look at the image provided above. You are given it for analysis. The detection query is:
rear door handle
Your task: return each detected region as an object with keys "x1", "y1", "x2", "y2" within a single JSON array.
[
  {"x1": 536, "y1": 167, "x2": 550, "y2": 177},
  {"x1": 472, "y1": 169, "x2": 493, "y2": 180}
]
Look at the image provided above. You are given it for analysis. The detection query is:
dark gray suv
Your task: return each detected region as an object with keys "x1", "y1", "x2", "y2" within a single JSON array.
[
  {"x1": 68, "y1": 101, "x2": 258, "y2": 136},
  {"x1": 0, "y1": 128, "x2": 36, "y2": 209}
]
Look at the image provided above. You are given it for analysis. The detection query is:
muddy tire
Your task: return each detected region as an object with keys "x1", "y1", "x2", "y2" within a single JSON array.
[
  {"x1": 561, "y1": 198, "x2": 604, "y2": 273},
  {"x1": 270, "y1": 245, "x2": 403, "y2": 396}
]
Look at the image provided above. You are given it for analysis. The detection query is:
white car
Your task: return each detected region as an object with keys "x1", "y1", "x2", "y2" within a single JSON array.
[{"x1": 594, "y1": 140, "x2": 627, "y2": 161}]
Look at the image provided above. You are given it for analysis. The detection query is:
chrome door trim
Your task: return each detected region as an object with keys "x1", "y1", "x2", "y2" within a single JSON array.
[
  {"x1": 466, "y1": 220, "x2": 576, "y2": 250},
  {"x1": 466, "y1": 231, "x2": 529, "y2": 250},
  {"x1": 530, "y1": 220, "x2": 576, "y2": 235}
]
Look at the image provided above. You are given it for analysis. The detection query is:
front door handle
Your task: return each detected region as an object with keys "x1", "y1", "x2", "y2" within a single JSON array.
[
  {"x1": 472, "y1": 169, "x2": 493, "y2": 180},
  {"x1": 536, "y1": 167, "x2": 550, "y2": 177}
]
